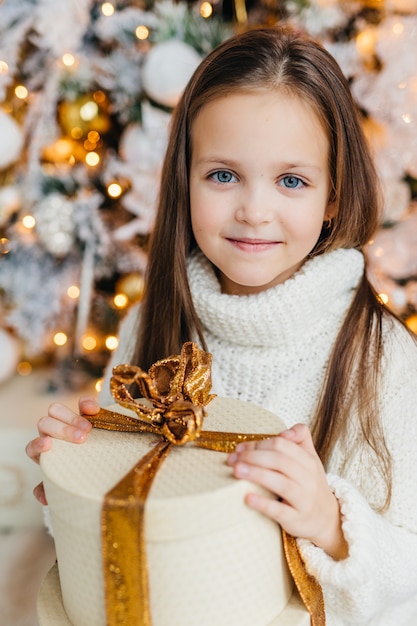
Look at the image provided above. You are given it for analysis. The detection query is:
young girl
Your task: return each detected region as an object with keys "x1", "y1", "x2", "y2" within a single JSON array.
[{"x1": 27, "y1": 26, "x2": 417, "y2": 624}]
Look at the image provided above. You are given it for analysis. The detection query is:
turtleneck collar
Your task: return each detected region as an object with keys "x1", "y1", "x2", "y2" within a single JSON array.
[{"x1": 187, "y1": 248, "x2": 365, "y2": 350}]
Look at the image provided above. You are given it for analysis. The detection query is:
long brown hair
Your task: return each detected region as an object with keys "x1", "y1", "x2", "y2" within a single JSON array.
[{"x1": 136, "y1": 26, "x2": 400, "y2": 505}]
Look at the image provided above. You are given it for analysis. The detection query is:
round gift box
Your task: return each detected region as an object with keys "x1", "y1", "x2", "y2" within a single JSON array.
[{"x1": 38, "y1": 397, "x2": 313, "y2": 626}]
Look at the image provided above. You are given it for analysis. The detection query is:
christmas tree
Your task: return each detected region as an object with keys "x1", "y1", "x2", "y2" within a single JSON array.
[{"x1": 0, "y1": 0, "x2": 416, "y2": 390}]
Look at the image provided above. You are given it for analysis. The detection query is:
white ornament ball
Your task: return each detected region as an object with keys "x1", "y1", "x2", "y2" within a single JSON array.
[
  {"x1": 142, "y1": 39, "x2": 202, "y2": 108},
  {"x1": 0, "y1": 110, "x2": 24, "y2": 170},
  {"x1": 0, "y1": 329, "x2": 20, "y2": 383},
  {"x1": 35, "y1": 193, "x2": 75, "y2": 257}
]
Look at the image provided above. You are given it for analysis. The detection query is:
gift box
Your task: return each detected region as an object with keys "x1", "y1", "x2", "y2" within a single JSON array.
[
  {"x1": 37, "y1": 343, "x2": 322, "y2": 626},
  {"x1": 39, "y1": 396, "x2": 316, "y2": 626}
]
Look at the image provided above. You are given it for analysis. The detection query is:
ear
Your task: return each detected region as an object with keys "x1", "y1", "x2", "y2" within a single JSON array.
[{"x1": 324, "y1": 197, "x2": 337, "y2": 223}]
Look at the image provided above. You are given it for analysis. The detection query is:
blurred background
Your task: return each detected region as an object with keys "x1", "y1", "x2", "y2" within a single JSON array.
[{"x1": 1, "y1": 0, "x2": 417, "y2": 623}]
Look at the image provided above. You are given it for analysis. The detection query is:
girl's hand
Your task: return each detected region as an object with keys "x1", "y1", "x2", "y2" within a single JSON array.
[
  {"x1": 227, "y1": 423, "x2": 348, "y2": 561},
  {"x1": 26, "y1": 395, "x2": 99, "y2": 505}
]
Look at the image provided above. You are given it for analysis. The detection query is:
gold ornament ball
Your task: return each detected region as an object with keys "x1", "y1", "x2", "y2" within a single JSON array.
[
  {"x1": 58, "y1": 95, "x2": 111, "y2": 137},
  {"x1": 116, "y1": 273, "x2": 145, "y2": 303}
]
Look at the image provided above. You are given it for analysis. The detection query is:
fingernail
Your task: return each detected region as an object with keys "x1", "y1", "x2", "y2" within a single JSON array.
[
  {"x1": 228, "y1": 452, "x2": 237, "y2": 464},
  {"x1": 78, "y1": 419, "x2": 91, "y2": 431},
  {"x1": 74, "y1": 429, "x2": 86, "y2": 441}
]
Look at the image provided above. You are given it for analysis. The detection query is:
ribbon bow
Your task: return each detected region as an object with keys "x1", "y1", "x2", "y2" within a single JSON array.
[{"x1": 87, "y1": 342, "x2": 325, "y2": 626}]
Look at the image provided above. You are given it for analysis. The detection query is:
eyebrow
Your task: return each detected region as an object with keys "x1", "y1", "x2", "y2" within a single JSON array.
[{"x1": 194, "y1": 156, "x2": 322, "y2": 172}]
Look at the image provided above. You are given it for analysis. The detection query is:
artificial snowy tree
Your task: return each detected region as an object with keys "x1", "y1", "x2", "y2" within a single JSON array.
[{"x1": 0, "y1": 0, "x2": 416, "y2": 390}]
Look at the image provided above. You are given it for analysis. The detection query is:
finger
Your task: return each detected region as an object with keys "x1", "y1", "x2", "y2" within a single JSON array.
[
  {"x1": 232, "y1": 460, "x2": 294, "y2": 504},
  {"x1": 229, "y1": 435, "x2": 306, "y2": 474},
  {"x1": 78, "y1": 395, "x2": 100, "y2": 416},
  {"x1": 279, "y1": 423, "x2": 316, "y2": 454},
  {"x1": 244, "y1": 491, "x2": 288, "y2": 526},
  {"x1": 25, "y1": 436, "x2": 52, "y2": 464},
  {"x1": 33, "y1": 482, "x2": 48, "y2": 506}
]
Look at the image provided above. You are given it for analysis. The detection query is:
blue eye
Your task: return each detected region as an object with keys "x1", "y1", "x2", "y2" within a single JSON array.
[
  {"x1": 211, "y1": 170, "x2": 237, "y2": 184},
  {"x1": 281, "y1": 175, "x2": 304, "y2": 189}
]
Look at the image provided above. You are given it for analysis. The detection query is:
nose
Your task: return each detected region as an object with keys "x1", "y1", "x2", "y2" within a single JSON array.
[{"x1": 234, "y1": 182, "x2": 275, "y2": 226}]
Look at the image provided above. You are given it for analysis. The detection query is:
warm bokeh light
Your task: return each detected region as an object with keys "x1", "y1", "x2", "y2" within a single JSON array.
[
  {"x1": 0, "y1": 60, "x2": 8, "y2": 74},
  {"x1": 82, "y1": 335, "x2": 97, "y2": 351},
  {"x1": 62, "y1": 53, "x2": 76, "y2": 67},
  {"x1": 93, "y1": 90, "x2": 106, "y2": 104},
  {"x1": 0, "y1": 237, "x2": 10, "y2": 254},
  {"x1": 393, "y1": 21, "x2": 405, "y2": 35},
  {"x1": 356, "y1": 28, "x2": 376, "y2": 58},
  {"x1": 114, "y1": 293, "x2": 128, "y2": 308},
  {"x1": 101, "y1": 2, "x2": 115, "y2": 16},
  {"x1": 108, "y1": 183, "x2": 122, "y2": 198},
  {"x1": 135, "y1": 25, "x2": 149, "y2": 40},
  {"x1": 54, "y1": 332, "x2": 68, "y2": 346},
  {"x1": 15, "y1": 85, "x2": 28, "y2": 99},
  {"x1": 67, "y1": 285, "x2": 80, "y2": 299},
  {"x1": 88, "y1": 130, "x2": 100, "y2": 143},
  {"x1": 85, "y1": 151, "x2": 100, "y2": 166},
  {"x1": 105, "y1": 335, "x2": 119, "y2": 351},
  {"x1": 17, "y1": 361, "x2": 32, "y2": 376},
  {"x1": 22, "y1": 215, "x2": 36, "y2": 229},
  {"x1": 200, "y1": 2, "x2": 213, "y2": 18},
  {"x1": 95, "y1": 378, "x2": 103, "y2": 393},
  {"x1": 71, "y1": 126, "x2": 84, "y2": 140},
  {"x1": 80, "y1": 100, "x2": 99, "y2": 121}
]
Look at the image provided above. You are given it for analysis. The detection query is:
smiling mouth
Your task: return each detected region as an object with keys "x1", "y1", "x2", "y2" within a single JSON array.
[{"x1": 226, "y1": 237, "x2": 280, "y2": 252}]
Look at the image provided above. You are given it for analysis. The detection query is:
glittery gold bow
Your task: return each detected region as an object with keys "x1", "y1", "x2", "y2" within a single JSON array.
[{"x1": 86, "y1": 342, "x2": 325, "y2": 626}]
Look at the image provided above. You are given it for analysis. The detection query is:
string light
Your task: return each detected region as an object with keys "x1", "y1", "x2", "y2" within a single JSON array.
[
  {"x1": 62, "y1": 53, "x2": 76, "y2": 67},
  {"x1": 95, "y1": 378, "x2": 103, "y2": 393},
  {"x1": 0, "y1": 237, "x2": 10, "y2": 254},
  {"x1": 54, "y1": 332, "x2": 68, "y2": 346},
  {"x1": 17, "y1": 361, "x2": 32, "y2": 376},
  {"x1": 113, "y1": 293, "x2": 128, "y2": 308},
  {"x1": 93, "y1": 90, "x2": 106, "y2": 104},
  {"x1": 15, "y1": 85, "x2": 28, "y2": 99},
  {"x1": 105, "y1": 335, "x2": 119, "y2": 351},
  {"x1": 22, "y1": 215, "x2": 36, "y2": 229},
  {"x1": 0, "y1": 60, "x2": 8, "y2": 75},
  {"x1": 67, "y1": 285, "x2": 80, "y2": 299},
  {"x1": 80, "y1": 100, "x2": 99, "y2": 121},
  {"x1": 101, "y1": 2, "x2": 115, "y2": 16},
  {"x1": 392, "y1": 22, "x2": 404, "y2": 35},
  {"x1": 107, "y1": 183, "x2": 122, "y2": 198},
  {"x1": 85, "y1": 151, "x2": 100, "y2": 166},
  {"x1": 71, "y1": 126, "x2": 83, "y2": 140},
  {"x1": 88, "y1": 130, "x2": 100, "y2": 144},
  {"x1": 200, "y1": 2, "x2": 213, "y2": 18},
  {"x1": 135, "y1": 25, "x2": 149, "y2": 40},
  {"x1": 82, "y1": 335, "x2": 97, "y2": 351}
]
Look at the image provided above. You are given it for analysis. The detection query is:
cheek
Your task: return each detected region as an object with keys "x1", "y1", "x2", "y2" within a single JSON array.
[
  {"x1": 190, "y1": 194, "x2": 223, "y2": 235},
  {"x1": 283, "y1": 202, "x2": 326, "y2": 242}
]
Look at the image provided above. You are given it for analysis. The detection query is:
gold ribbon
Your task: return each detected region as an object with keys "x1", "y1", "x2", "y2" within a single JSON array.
[{"x1": 86, "y1": 342, "x2": 325, "y2": 626}]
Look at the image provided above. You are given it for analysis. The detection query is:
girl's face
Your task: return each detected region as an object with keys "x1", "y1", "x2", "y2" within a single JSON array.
[{"x1": 189, "y1": 90, "x2": 335, "y2": 295}]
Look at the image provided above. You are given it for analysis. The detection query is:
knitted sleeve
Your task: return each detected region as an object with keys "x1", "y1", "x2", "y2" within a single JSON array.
[{"x1": 297, "y1": 322, "x2": 417, "y2": 625}]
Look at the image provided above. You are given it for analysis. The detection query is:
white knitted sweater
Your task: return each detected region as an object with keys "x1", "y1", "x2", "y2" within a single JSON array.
[{"x1": 102, "y1": 248, "x2": 417, "y2": 625}]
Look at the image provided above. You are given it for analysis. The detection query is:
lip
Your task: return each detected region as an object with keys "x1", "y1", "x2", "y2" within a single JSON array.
[{"x1": 225, "y1": 237, "x2": 281, "y2": 253}]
